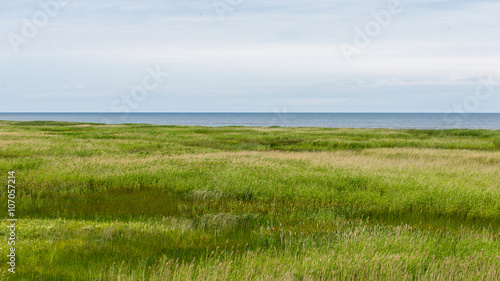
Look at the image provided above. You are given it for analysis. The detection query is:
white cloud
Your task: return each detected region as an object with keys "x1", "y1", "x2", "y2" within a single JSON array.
[{"x1": 0, "y1": 0, "x2": 499, "y2": 112}]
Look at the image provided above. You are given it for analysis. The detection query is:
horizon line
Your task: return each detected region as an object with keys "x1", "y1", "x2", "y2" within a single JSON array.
[{"x1": 0, "y1": 111, "x2": 500, "y2": 112}]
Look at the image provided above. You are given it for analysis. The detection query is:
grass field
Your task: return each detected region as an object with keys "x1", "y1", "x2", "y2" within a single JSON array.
[{"x1": 1, "y1": 120, "x2": 500, "y2": 280}]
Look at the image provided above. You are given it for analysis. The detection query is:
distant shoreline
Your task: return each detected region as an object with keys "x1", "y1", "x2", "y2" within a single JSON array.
[{"x1": 1, "y1": 113, "x2": 499, "y2": 129}]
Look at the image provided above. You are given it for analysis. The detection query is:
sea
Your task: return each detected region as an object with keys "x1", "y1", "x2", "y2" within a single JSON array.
[{"x1": 0, "y1": 113, "x2": 499, "y2": 130}]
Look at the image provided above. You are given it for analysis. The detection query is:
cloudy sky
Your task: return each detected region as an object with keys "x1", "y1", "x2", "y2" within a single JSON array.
[{"x1": 0, "y1": 0, "x2": 499, "y2": 112}]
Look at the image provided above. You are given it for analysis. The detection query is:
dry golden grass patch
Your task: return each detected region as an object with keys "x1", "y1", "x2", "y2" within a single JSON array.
[
  {"x1": 258, "y1": 148, "x2": 500, "y2": 171},
  {"x1": 0, "y1": 131, "x2": 27, "y2": 136}
]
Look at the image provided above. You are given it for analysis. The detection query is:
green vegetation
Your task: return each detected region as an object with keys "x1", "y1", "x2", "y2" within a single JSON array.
[{"x1": 0, "y1": 120, "x2": 499, "y2": 280}]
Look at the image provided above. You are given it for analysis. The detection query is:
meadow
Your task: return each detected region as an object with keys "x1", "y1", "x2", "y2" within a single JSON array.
[{"x1": 0, "y1": 120, "x2": 500, "y2": 280}]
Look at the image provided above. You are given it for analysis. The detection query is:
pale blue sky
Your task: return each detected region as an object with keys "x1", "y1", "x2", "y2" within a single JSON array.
[{"x1": 1, "y1": 0, "x2": 499, "y2": 112}]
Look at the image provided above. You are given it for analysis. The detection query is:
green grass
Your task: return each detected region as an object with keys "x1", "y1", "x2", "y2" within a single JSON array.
[{"x1": 0, "y1": 121, "x2": 500, "y2": 280}]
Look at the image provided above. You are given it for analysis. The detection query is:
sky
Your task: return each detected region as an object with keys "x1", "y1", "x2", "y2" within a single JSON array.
[{"x1": 0, "y1": 0, "x2": 499, "y2": 113}]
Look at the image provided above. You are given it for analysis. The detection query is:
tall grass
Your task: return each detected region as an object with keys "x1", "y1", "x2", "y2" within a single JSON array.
[{"x1": 0, "y1": 121, "x2": 499, "y2": 280}]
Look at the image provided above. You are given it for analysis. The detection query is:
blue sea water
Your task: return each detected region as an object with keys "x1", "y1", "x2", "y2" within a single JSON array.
[{"x1": 0, "y1": 113, "x2": 499, "y2": 129}]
